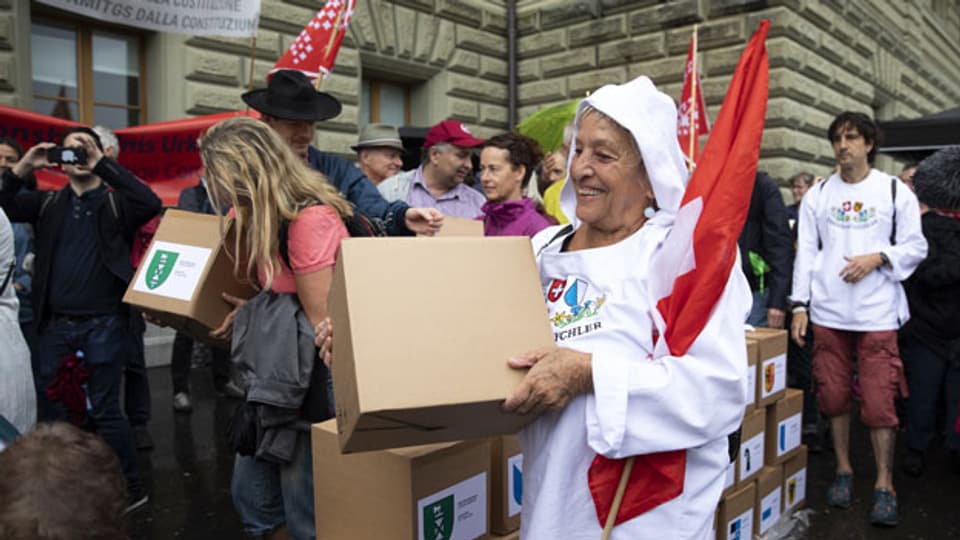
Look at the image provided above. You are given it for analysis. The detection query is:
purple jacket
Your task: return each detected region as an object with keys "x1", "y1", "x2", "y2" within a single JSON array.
[{"x1": 480, "y1": 198, "x2": 551, "y2": 238}]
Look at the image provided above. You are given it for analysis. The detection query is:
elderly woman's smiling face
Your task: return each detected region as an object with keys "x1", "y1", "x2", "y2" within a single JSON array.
[{"x1": 570, "y1": 111, "x2": 654, "y2": 235}]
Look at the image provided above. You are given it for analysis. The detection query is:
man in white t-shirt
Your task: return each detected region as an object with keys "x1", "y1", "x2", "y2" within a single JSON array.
[{"x1": 790, "y1": 112, "x2": 927, "y2": 528}]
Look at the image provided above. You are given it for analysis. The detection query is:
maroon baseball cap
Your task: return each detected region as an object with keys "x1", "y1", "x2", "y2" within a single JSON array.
[{"x1": 423, "y1": 120, "x2": 485, "y2": 149}]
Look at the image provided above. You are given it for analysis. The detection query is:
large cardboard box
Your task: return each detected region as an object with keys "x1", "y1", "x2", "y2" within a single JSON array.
[
  {"x1": 745, "y1": 328, "x2": 788, "y2": 407},
  {"x1": 717, "y1": 481, "x2": 755, "y2": 540},
  {"x1": 782, "y1": 445, "x2": 808, "y2": 513},
  {"x1": 765, "y1": 388, "x2": 804, "y2": 465},
  {"x1": 490, "y1": 436, "x2": 522, "y2": 534},
  {"x1": 329, "y1": 237, "x2": 554, "y2": 453},
  {"x1": 755, "y1": 465, "x2": 783, "y2": 536},
  {"x1": 738, "y1": 407, "x2": 766, "y2": 485},
  {"x1": 744, "y1": 339, "x2": 759, "y2": 413},
  {"x1": 312, "y1": 420, "x2": 491, "y2": 540},
  {"x1": 123, "y1": 209, "x2": 255, "y2": 348},
  {"x1": 490, "y1": 533, "x2": 519, "y2": 540}
]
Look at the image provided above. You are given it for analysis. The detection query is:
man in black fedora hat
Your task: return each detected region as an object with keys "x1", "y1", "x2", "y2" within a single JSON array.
[{"x1": 242, "y1": 70, "x2": 442, "y2": 236}]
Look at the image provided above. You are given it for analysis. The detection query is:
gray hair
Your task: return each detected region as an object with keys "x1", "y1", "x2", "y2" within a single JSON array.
[
  {"x1": 92, "y1": 126, "x2": 119, "y2": 156},
  {"x1": 421, "y1": 142, "x2": 453, "y2": 165}
]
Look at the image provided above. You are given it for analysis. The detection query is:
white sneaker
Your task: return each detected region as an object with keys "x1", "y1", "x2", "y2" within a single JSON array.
[{"x1": 172, "y1": 392, "x2": 192, "y2": 413}]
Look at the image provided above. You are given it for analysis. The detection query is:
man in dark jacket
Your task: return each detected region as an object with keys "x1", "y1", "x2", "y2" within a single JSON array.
[
  {"x1": 738, "y1": 172, "x2": 793, "y2": 328},
  {"x1": 900, "y1": 146, "x2": 960, "y2": 477},
  {"x1": 0, "y1": 127, "x2": 162, "y2": 511},
  {"x1": 240, "y1": 70, "x2": 443, "y2": 236}
]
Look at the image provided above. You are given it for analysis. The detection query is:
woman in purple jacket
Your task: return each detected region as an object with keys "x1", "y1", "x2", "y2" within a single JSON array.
[{"x1": 478, "y1": 133, "x2": 552, "y2": 237}]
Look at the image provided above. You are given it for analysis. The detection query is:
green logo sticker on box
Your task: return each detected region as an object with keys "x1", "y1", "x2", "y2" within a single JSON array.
[
  {"x1": 423, "y1": 495, "x2": 454, "y2": 539},
  {"x1": 146, "y1": 250, "x2": 179, "y2": 289}
]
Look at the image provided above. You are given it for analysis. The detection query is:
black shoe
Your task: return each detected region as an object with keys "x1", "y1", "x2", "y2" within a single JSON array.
[
  {"x1": 133, "y1": 426, "x2": 154, "y2": 451},
  {"x1": 901, "y1": 448, "x2": 925, "y2": 477},
  {"x1": 125, "y1": 487, "x2": 149, "y2": 514}
]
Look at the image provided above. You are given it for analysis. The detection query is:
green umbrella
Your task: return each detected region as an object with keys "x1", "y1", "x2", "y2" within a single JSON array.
[{"x1": 517, "y1": 99, "x2": 581, "y2": 154}]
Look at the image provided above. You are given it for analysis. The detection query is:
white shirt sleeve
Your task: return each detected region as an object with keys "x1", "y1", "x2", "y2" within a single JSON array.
[
  {"x1": 880, "y1": 181, "x2": 927, "y2": 282},
  {"x1": 789, "y1": 188, "x2": 820, "y2": 306},
  {"x1": 585, "y1": 264, "x2": 752, "y2": 458}
]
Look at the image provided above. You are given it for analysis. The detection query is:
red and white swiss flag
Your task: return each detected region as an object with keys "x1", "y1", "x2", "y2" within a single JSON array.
[
  {"x1": 677, "y1": 34, "x2": 711, "y2": 167},
  {"x1": 270, "y1": 0, "x2": 356, "y2": 80}
]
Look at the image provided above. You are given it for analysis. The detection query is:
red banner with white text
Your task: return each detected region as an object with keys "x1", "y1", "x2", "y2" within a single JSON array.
[{"x1": 0, "y1": 106, "x2": 259, "y2": 205}]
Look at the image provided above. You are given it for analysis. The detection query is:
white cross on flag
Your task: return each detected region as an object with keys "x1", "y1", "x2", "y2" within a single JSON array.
[{"x1": 269, "y1": 0, "x2": 355, "y2": 81}]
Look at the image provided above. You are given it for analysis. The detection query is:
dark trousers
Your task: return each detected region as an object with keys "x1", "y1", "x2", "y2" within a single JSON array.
[
  {"x1": 786, "y1": 311, "x2": 818, "y2": 427},
  {"x1": 171, "y1": 331, "x2": 230, "y2": 395},
  {"x1": 35, "y1": 313, "x2": 142, "y2": 492},
  {"x1": 124, "y1": 308, "x2": 151, "y2": 427},
  {"x1": 902, "y1": 334, "x2": 960, "y2": 451}
]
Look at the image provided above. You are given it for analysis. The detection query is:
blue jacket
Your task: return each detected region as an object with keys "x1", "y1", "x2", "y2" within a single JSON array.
[{"x1": 306, "y1": 147, "x2": 410, "y2": 236}]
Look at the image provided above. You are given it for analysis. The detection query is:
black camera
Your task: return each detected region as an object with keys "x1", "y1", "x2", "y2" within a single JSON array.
[{"x1": 46, "y1": 146, "x2": 88, "y2": 165}]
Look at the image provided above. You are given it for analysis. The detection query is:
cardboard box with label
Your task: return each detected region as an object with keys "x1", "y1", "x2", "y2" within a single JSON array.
[
  {"x1": 717, "y1": 481, "x2": 755, "y2": 540},
  {"x1": 738, "y1": 407, "x2": 766, "y2": 485},
  {"x1": 755, "y1": 465, "x2": 783, "y2": 536},
  {"x1": 312, "y1": 420, "x2": 491, "y2": 540},
  {"x1": 329, "y1": 237, "x2": 554, "y2": 453},
  {"x1": 745, "y1": 328, "x2": 787, "y2": 407},
  {"x1": 765, "y1": 388, "x2": 804, "y2": 465},
  {"x1": 490, "y1": 436, "x2": 522, "y2": 534},
  {"x1": 745, "y1": 339, "x2": 758, "y2": 413},
  {"x1": 782, "y1": 445, "x2": 808, "y2": 513},
  {"x1": 123, "y1": 210, "x2": 255, "y2": 348}
]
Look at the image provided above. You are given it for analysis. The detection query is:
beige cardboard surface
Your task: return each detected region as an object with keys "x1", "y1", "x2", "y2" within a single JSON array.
[
  {"x1": 312, "y1": 420, "x2": 492, "y2": 540},
  {"x1": 123, "y1": 210, "x2": 254, "y2": 348},
  {"x1": 765, "y1": 388, "x2": 804, "y2": 466},
  {"x1": 738, "y1": 407, "x2": 766, "y2": 485},
  {"x1": 755, "y1": 465, "x2": 783, "y2": 535},
  {"x1": 490, "y1": 533, "x2": 519, "y2": 540},
  {"x1": 329, "y1": 237, "x2": 554, "y2": 453},
  {"x1": 745, "y1": 339, "x2": 759, "y2": 413},
  {"x1": 434, "y1": 217, "x2": 484, "y2": 237},
  {"x1": 490, "y1": 435, "x2": 522, "y2": 534},
  {"x1": 718, "y1": 481, "x2": 756, "y2": 540},
  {"x1": 782, "y1": 445, "x2": 808, "y2": 513},
  {"x1": 746, "y1": 328, "x2": 788, "y2": 407}
]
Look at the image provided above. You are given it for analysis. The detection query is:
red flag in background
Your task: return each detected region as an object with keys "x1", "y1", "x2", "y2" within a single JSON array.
[
  {"x1": 270, "y1": 0, "x2": 356, "y2": 81},
  {"x1": 589, "y1": 20, "x2": 769, "y2": 529},
  {"x1": 677, "y1": 32, "x2": 711, "y2": 167}
]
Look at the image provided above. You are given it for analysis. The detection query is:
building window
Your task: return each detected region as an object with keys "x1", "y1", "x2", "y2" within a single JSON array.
[
  {"x1": 31, "y1": 20, "x2": 145, "y2": 128},
  {"x1": 361, "y1": 79, "x2": 410, "y2": 127}
]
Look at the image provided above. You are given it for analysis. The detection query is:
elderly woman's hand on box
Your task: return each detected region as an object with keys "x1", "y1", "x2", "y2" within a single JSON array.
[{"x1": 503, "y1": 347, "x2": 593, "y2": 416}]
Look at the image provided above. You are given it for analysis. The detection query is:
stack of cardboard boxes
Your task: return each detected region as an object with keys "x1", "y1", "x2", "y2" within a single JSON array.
[{"x1": 716, "y1": 329, "x2": 809, "y2": 540}]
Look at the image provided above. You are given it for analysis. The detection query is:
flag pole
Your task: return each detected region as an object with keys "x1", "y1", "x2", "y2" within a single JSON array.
[
  {"x1": 688, "y1": 24, "x2": 698, "y2": 171},
  {"x1": 600, "y1": 456, "x2": 635, "y2": 540},
  {"x1": 316, "y1": 2, "x2": 346, "y2": 91}
]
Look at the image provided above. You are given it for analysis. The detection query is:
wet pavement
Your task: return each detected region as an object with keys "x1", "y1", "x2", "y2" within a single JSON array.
[{"x1": 129, "y1": 366, "x2": 959, "y2": 539}]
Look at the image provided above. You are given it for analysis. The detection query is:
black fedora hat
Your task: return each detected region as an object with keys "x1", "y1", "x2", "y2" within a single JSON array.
[{"x1": 242, "y1": 70, "x2": 342, "y2": 121}]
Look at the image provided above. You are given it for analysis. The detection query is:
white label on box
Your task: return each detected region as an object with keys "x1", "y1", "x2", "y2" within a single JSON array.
[
  {"x1": 724, "y1": 462, "x2": 735, "y2": 490},
  {"x1": 739, "y1": 433, "x2": 764, "y2": 481},
  {"x1": 418, "y1": 472, "x2": 487, "y2": 540},
  {"x1": 507, "y1": 453, "x2": 522, "y2": 517},
  {"x1": 760, "y1": 353, "x2": 787, "y2": 400},
  {"x1": 132, "y1": 241, "x2": 212, "y2": 301},
  {"x1": 783, "y1": 467, "x2": 807, "y2": 512},
  {"x1": 725, "y1": 508, "x2": 754, "y2": 540},
  {"x1": 759, "y1": 486, "x2": 782, "y2": 534},
  {"x1": 746, "y1": 364, "x2": 757, "y2": 407},
  {"x1": 778, "y1": 413, "x2": 802, "y2": 457}
]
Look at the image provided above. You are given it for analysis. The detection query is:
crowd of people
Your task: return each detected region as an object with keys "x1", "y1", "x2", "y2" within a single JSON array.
[{"x1": 0, "y1": 67, "x2": 957, "y2": 540}]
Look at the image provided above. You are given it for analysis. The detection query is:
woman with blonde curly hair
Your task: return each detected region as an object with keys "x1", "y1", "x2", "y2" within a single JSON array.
[{"x1": 200, "y1": 116, "x2": 350, "y2": 540}]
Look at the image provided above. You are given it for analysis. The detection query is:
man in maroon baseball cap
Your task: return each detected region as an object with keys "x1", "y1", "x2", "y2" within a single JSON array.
[{"x1": 378, "y1": 120, "x2": 487, "y2": 219}]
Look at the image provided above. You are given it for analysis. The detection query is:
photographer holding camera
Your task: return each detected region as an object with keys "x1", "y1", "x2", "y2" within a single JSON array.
[{"x1": 0, "y1": 126, "x2": 162, "y2": 512}]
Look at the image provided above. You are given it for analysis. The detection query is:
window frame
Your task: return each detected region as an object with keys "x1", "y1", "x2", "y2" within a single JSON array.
[
  {"x1": 30, "y1": 15, "x2": 148, "y2": 127},
  {"x1": 365, "y1": 78, "x2": 411, "y2": 126}
]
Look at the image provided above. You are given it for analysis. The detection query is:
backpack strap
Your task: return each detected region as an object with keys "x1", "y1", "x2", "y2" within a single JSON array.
[
  {"x1": 38, "y1": 190, "x2": 61, "y2": 220},
  {"x1": 278, "y1": 218, "x2": 293, "y2": 271},
  {"x1": 536, "y1": 224, "x2": 575, "y2": 257},
  {"x1": 814, "y1": 177, "x2": 831, "y2": 251},
  {"x1": 0, "y1": 262, "x2": 13, "y2": 297},
  {"x1": 106, "y1": 190, "x2": 120, "y2": 222},
  {"x1": 890, "y1": 176, "x2": 897, "y2": 246}
]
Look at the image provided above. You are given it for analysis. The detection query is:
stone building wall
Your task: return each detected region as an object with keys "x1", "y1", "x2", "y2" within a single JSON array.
[{"x1": 515, "y1": 0, "x2": 960, "y2": 182}]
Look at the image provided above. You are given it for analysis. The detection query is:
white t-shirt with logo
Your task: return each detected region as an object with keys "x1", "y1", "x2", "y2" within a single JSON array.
[
  {"x1": 790, "y1": 169, "x2": 927, "y2": 331},
  {"x1": 519, "y1": 223, "x2": 751, "y2": 540}
]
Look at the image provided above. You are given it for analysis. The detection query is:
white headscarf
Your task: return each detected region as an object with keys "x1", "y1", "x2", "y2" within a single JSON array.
[{"x1": 559, "y1": 76, "x2": 689, "y2": 229}]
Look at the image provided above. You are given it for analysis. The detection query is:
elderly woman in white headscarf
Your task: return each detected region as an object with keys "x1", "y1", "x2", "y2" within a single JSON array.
[{"x1": 502, "y1": 76, "x2": 751, "y2": 539}]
